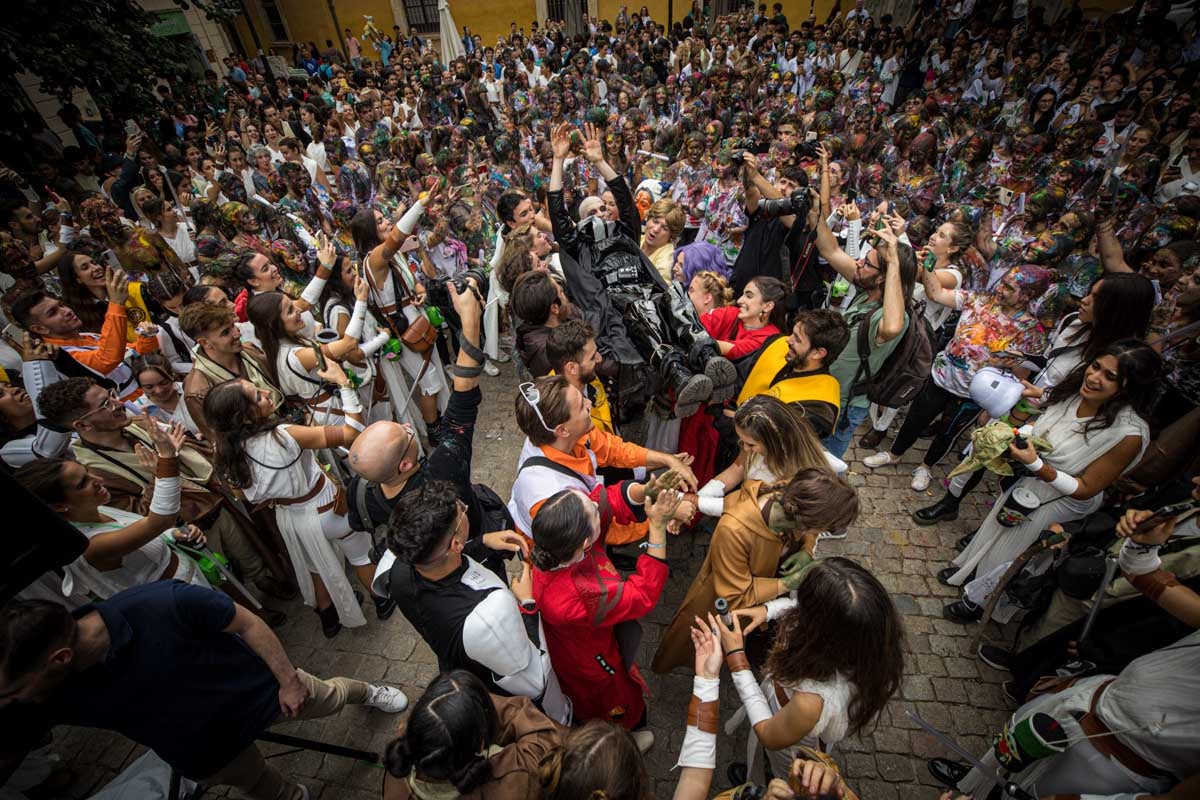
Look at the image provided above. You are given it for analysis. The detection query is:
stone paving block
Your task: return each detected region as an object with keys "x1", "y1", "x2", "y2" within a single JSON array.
[{"x1": 53, "y1": 366, "x2": 1026, "y2": 799}]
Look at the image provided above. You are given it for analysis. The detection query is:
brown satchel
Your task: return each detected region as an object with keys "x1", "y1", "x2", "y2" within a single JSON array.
[{"x1": 400, "y1": 312, "x2": 437, "y2": 355}]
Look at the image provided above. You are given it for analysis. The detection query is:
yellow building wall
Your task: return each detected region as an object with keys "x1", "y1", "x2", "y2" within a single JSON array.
[
  {"x1": 232, "y1": 0, "x2": 397, "y2": 60},
  {"x1": 454, "y1": 0, "x2": 538, "y2": 51}
]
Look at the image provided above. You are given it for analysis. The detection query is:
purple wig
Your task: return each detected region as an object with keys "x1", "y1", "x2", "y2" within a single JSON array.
[{"x1": 676, "y1": 242, "x2": 732, "y2": 285}]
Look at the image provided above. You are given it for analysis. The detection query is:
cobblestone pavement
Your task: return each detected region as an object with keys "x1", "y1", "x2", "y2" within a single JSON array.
[{"x1": 55, "y1": 363, "x2": 1016, "y2": 799}]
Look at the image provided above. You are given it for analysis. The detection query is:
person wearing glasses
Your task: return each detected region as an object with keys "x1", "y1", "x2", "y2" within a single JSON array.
[
  {"x1": 34, "y1": 376, "x2": 294, "y2": 620},
  {"x1": 507, "y1": 374, "x2": 698, "y2": 546},
  {"x1": 347, "y1": 280, "x2": 507, "y2": 550}
]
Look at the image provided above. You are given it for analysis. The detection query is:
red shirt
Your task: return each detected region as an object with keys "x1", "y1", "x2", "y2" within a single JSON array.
[{"x1": 700, "y1": 305, "x2": 781, "y2": 360}]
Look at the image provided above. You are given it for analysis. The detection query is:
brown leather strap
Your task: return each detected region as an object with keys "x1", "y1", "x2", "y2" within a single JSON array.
[
  {"x1": 274, "y1": 476, "x2": 326, "y2": 508},
  {"x1": 156, "y1": 455, "x2": 181, "y2": 478},
  {"x1": 774, "y1": 681, "x2": 789, "y2": 708},
  {"x1": 725, "y1": 651, "x2": 751, "y2": 672},
  {"x1": 686, "y1": 697, "x2": 720, "y2": 734},
  {"x1": 1079, "y1": 681, "x2": 1171, "y2": 781},
  {"x1": 1127, "y1": 568, "x2": 1181, "y2": 601},
  {"x1": 317, "y1": 482, "x2": 348, "y2": 517},
  {"x1": 323, "y1": 425, "x2": 346, "y2": 449}
]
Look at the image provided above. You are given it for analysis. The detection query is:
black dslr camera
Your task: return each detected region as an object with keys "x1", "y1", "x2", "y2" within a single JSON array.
[
  {"x1": 422, "y1": 266, "x2": 489, "y2": 322},
  {"x1": 760, "y1": 189, "x2": 811, "y2": 221}
]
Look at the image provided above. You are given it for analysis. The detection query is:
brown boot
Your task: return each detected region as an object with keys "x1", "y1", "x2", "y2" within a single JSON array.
[{"x1": 859, "y1": 427, "x2": 887, "y2": 449}]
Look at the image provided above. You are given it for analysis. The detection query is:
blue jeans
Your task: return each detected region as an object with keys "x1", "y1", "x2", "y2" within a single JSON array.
[{"x1": 823, "y1": 404, "x2": 869, "y2": 460}]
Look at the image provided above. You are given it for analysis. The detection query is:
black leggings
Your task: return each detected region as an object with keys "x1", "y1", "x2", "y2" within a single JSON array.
[{"x1": 888, "y1": 378, "x2": 980, "y2": 467}]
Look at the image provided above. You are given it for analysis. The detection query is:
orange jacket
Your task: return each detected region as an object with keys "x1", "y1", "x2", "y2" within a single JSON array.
[{"x1": 44, "y1": 303, "x2": 158, "y2": 397}]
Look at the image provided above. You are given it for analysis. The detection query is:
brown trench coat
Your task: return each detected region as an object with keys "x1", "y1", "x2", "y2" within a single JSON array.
[
  {"x1": 652, "y1": 480, "x2": 801, "y2": 674},
  {"x1": 383, "y1": 694, "x2": 564, "y2": 800}
]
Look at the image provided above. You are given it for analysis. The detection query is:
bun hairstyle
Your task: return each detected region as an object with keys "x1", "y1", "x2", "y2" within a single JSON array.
[
  {"x1": 384, "y1": 671, "x2": 499, "y2": 794},
  {"x1": 538, "y1": 720, "x2": 649, "y2": 800},
  {"x1": 530, "y1": 489, "x2": 594, "y2": 571},
  {"x1": 689, "y1": 270, "x2": 734, "y2": 307}
]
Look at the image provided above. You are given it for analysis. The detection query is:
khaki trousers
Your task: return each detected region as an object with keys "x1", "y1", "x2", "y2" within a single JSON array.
[
  {"x1": 201, "y1": 670, "x2": 370, "y2": 800},
  {"x1": 206, "y1": 506, "x2": 266, "y2": 584}
]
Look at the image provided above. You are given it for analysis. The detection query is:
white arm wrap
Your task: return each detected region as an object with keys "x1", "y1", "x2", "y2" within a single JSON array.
[
  {"x1": 339, "y1": 386, "x2": 364, "y2": 416},
  {"x1": 344, "y1": 300, "x2": 369, "y2": 340},
  {"x1": 1027, "y1": 456, "x2": 1044, "y2": 472},
  {"x1": 397, "y1": 198, "x2": 425, "y2": 235},
  {"x1": 299, "y1": 272, "x2": 329, "y2": 306},
  {"x1": 698, "y1": 478, "x2": 726, "y2": 497},
  {"x1": 845, "y1": 218, "x2": 862, "y2": 259},
  {"x1": 765, "y1": 596, "x2": 798, "y2": 621},
  {"x1": 731, "y1": 666, "x2": 773, "y2": 728},
  {"x1": 1047, "y1": 469, "x2": 1080, "y2": 496},
  {"x1": 675, "y1": 676, "x2": 721, "y2": 770},
  {"x1": 1118, "y1": 540, "x2": 1162, "y2": 576},
  {"x1": 149, "y1": 474, "x2": 181, "y2": 517},
  {"x1": 697, "y1": 496, "x2": 725, "y2": 517},
  {"x1": 359, "y1": 329, "x2": 391, "y2": 356}
]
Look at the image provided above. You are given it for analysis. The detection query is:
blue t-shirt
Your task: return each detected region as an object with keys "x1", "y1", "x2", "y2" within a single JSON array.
[{"x1": 38, "y1": 581, "x2": 282, "y2": 778}]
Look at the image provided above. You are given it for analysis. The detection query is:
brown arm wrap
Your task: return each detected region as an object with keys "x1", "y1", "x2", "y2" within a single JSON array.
[
  {"x1": 322, "y1": 425, "x2": 346, "y2": 449},
  {"x1": 155, "y1": 455, "x2": 181, "y2": 478},
  {"x1": 725, "y1": 650, "x2": 751, "y2": 672},
  {"x1": 686, "y1": 696, "x2": 720, "y2": 734},
  {"x1": 1127, "y1": 568, "x2": 1181, "y2": 601}
]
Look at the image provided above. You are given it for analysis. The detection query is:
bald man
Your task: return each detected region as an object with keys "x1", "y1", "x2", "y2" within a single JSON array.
[{"x1": 347, "y1": 278, "x2": 508, "y2": 551}]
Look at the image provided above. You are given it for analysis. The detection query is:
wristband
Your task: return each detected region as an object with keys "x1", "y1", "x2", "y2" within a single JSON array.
[
  {"x1": 697, "y1": 495, "x2": 725, "y2": 516},
  {"x1": 338, "y1": 385, "x2": 364, "y2": 415},
  {"x1": 725, "y1": 649, "x2": 749, "y2": 672},
  {"x1": 730, "y1": 664, "x2": 772, "y2": 727},
  {"x1": 639, "y1": 540, "x2": 665, "y2": 549},
  {"x1": 1118, "y1": 539, "x2": 1162, "y2": 576},
  {"x1": 397, "y1": 198, "x2": 425, "y2": 235},
  {"x1": 359, "y1": 329, "x2": 391, "y2": 357},
  {"x1": 345, "y1": 300, "x2": 369, "y2": 340},
  {"x1": 149, "y1": 473, "x2": 182, "y2": 517},
  {"x1": 1026, "y1": 456, "x2": 1044, "y2": 473},
  {"x1": 299, "y1": 272, "x2": 329, "y2": 306},
  {"x1": 1047, "y1": 469, "x2": 1080, "y2": 496}
]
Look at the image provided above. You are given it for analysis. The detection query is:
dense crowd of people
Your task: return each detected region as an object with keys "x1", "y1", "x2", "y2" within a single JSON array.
[{"x1": 1, "y1": 0, "x2": 1199, "y2": 797}]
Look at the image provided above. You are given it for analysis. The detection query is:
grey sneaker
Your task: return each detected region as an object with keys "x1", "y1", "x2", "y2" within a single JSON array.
[{"x1": 483, "y1": 360, "x2": 501, "y2": 376}]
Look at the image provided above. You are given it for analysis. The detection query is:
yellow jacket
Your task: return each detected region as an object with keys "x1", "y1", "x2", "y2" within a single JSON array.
[{"x1": 737, "y1": 337, "x2": 841, "y2": 427}]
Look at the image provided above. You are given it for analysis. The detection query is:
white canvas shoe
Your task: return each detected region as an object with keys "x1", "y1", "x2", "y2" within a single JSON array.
[
  {"x1": 911, "y1": 466, "x2": 932, "y2": 492},
  {"x1": 863, "y1": 451, "x2": 899, "y2": 468},
  {"x1": 365, "y1": 684, "x2": 409, "y2": 713}
]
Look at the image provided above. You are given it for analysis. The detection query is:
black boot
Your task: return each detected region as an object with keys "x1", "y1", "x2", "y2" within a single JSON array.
[
  {"x1": 688, "y1": 340, "x2": 737, "y2": 404},
  {"x1": 653, "y1": 348, "x2": 712, "y2": 418},
  {"x1": 912, "y1": 492, "x2": 960, "y2": 526},
  {"x1": 317, "y1": 604, "x2": 342, "y2": 638}
]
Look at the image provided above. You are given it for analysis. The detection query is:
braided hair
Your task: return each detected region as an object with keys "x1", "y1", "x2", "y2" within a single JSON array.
[{"x1": 384, "y1": 671, "x2": 498, "y2": 794}]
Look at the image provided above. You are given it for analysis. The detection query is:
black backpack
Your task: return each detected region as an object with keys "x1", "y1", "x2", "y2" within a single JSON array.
[{"x1": 849, "y1": 300, "x2": 934, "y2": 407}]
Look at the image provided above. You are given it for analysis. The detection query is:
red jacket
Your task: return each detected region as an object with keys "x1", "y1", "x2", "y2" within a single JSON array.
[
  {"x1": 532, "y1": 537, "x2": 668, "y2": 729},
  {"x1": 701, "y1": 305, "x2": 780, "y2": 360}
]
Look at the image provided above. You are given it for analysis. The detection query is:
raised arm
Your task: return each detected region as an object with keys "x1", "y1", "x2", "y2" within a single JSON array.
[
  {"x1": 874, "y1": 228, "x2": 907, "y2": 344},
  {"x1": 808, "y1": 189, "x2": 858, "y2": 280},
  {"x1": 1096, "y1": 218, "x2": 1134, "y2": 274},
  {"x1": 291, "y1": 273, "x2": 371, "y2": 369}
]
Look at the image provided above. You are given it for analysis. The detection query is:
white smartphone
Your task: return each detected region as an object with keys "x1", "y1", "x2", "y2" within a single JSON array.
[{"x1": 996, "y1": 187, "x2": 1015, "y2": 207}]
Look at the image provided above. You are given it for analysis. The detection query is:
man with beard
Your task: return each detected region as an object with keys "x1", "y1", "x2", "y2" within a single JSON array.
[
  {"x1": 734, "y1": 309, "x2": 850, "y2": 439},
  {"x1": 809, "y1": 218, "x2": 916, "y2": 459},
  {"x1": 546, "y1": 319, "x2": 612, "y2": 434}
]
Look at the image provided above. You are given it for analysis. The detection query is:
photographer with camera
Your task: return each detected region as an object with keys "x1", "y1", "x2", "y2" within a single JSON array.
[
  {"x1": 0, "y1": 584, "x2": 409, "y2": 799},
  {"x1": 730, "y1": 152, "x2": 820, "y2": 309}
]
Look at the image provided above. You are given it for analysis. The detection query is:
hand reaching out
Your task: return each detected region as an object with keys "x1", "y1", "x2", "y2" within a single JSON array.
[
  {"x1": 550, "y1": 122, "x2": 574, "y2": 160},
  {"x1": 582, "y1": 122, "x2": 605, "y2": 164},
  {"x1": 690, "y1": 614, "x2": 723, "y2": 679}
]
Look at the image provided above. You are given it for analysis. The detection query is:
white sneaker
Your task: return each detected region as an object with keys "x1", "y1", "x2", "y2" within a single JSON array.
[
  {"x1": 631, "y1": 729, "x2": 655, "y2": 754},
  {"x1": 483, "y1": 360, "x2": 501, "y2": 377},
  {"x1": 296, "y1": 785, "x2": 310, "y2": 800},
  {"x1": 911, "y1": 466, "x2": 932, "y2": 492},
  {"x1": 863, "y1": 451, "x2": 898, "y2": 469},
  {"x1": 493, "y1": 351, "x2": 512, "y2": 363},
  {"x1": 365, "y1": 684, "x2": 409, "y2": 713}
]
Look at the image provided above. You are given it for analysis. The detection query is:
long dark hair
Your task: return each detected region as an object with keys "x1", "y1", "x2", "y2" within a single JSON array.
[
  {"x1": 1072, "y1": 273, "x2": 1155, "y2": 363},
  {"x1": 538, "y1": 720, "x2": 649, "y2": 800},
  {"x1": 1045, "y1": 339, "x2": 1162, "y2": 435},
  {"x1": 765, "y1": 557, "x2": 904, "y2": 737},
  {"x1": 318, "y1": 256, "x2": 356, "y2": 324},
  {"x1": 247, "y1": 291, "x2": 300, "y2": 389},
  {"x1": 350, "y1": 207, "x2": 382, "y2": 256},
  {"x1": 204, "y1": 379, "x2": 280, "y2": 488},
  {"x1": 745, "y1": 276, "x2": 789, "y2": 331},
  {"x1": 384, "y1": 671, "x2": 499, "y2": 794},
  {"x1": 55, "y1": 243, "x2": 107, "y2": 333}
]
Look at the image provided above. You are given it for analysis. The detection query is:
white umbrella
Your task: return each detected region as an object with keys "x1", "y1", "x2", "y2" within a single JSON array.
[{"x1": 439, "y1": 0, "x2": 465, "y2": 65}]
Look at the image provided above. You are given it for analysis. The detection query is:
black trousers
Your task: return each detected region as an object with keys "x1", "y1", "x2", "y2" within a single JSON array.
[{"x1": 888, "y1": 378, "x2": 980, "y2": 468}]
